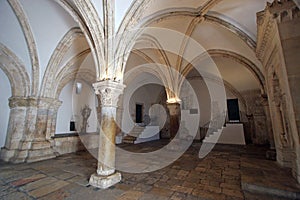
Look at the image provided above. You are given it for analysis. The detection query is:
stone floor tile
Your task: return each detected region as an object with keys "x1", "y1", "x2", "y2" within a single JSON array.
[
  {"x1": 132, "y1": 183, "x2": 153, "y2": 192},
  {"x1": 1, "y1": 191, "x2": 33, "y2": 200},
  {"x1": 10, "y1": 173, "x2": 46, "y2": 187},
  {"x1": 139, "y1": 193, "x2": 168, "y2": 200},
  {"x1": 28, "y1": 180, "x2": 69, "y2": 198},
  {"x1": 116, "y1": 190, "x2": 144, "y2": 200},
  {"x1": 0, "y1": 186, "x2": 18, "y2": 197},
  {"x1": 171, "y1": 185, "x2": 193, "y2": 194},
  {"x1": 149, "y1": 186, "x2": 174, "y2": 197},
  {"x1": 55, "y1": 171, "x2": 76, "y2": 180},
  {"x1": 192, "y1": 188, "x2": 226, "y2": 200},
  {"x1": 66, "y1": 175, "x2": 89, "y2": 186},
  {"x1": 0, "y1": 141, "x2": 299, "y2": 200},
  {"x1": 20, "y1": 177, "x2": 58, "y2": 192},
  {"x1": 1, "y1": 169, "x2": 38, "y2": 183},
  {"x1": 222, "y1": 188, "x2": 244, "y2": 198}
]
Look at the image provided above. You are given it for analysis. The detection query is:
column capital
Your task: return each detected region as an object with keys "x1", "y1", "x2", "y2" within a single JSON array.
[
  {"x1": 93, "y1": 80, "x2": 125, "y2": 107},
  {"x1": 166, "y1": 99, "x2": 181, "y2": 116},
  {"x1": 51, "y1": 99, "x2": 62, "y2": 110},
  {"x1": 9, "y1": 97, "x2": 38, "y2": 108},
  {"x1": 166, "y1": 98, "x2": 181, "y2": 105},
  {"x1": 38, "y1": 97, "x2": 61, "y2": 109}
]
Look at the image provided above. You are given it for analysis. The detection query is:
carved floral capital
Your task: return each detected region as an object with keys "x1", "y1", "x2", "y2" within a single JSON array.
[{"x1": 93, "y1": 80, "x2": 125, "y2": 107}]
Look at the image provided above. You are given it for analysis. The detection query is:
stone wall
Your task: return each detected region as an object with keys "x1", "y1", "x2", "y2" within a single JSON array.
[
  {"x1": 256, "y1": 0, "x2": 300, "y2": 182},
  {"x1": 241, "y1": 90, "x2": 269, "y2": 145},
  {"x1": 53, "y1": 135, "x2": 85, "y2": 155}
]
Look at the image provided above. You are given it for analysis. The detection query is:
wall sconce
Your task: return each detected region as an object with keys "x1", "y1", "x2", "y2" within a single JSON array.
[{"x1": 76, "y1": 82, "x2": 82, "y2": 94}]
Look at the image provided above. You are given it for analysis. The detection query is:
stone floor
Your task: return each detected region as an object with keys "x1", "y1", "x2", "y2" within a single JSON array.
[{"x1": 0, "y1": 140, "x2": 299, "y2": 200}]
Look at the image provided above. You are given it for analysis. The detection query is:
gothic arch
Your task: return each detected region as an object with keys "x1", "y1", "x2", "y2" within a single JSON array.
[
  {"x1": 54, "y1": 50, "x2": 94, "y2": 99},
  {"x1": 54, "y1": 0, "x2": 103, "y2": 79},
  {"x1": 182, "y1": 49, "x2": 265, "y2": 93},
  {"x1": 116, "y1": 1, "x2": 256, "y2": 72},
  {"x1": 0, "y1": 43, "x2": 30, "y2": 97},
  {"x1": 55, "y1": 69, "x2": 96, "y2": 99},
  {"x1": 8, "y1": 0, "x2": 40, "y2": 96},
  {"x1": 40, "y1": 28, "x2": 89, "y2": 98},
  {"x1": 208, "y1": 49, "x2": 265, "y2": 92},
  {"x1": 125, "y1": 50, "x2": 167, "y2": 87},
  {"x1": 187, "y1": 75, "x2": 247, "y2": 112}
]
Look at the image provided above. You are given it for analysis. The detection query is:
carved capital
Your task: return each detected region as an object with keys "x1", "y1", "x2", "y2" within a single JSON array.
[
  {"x1": 38, "y1": 97, "x2": 60, "y2": 109},
  {"x1": 93, "y1": 80, "x2": 125, "y2": 107},
  {"x1": 51, "y1": 99, "x2": 62, "y2": 111},
  {"x1": 9, "y1": 97, "x2": 38, "y2": 108},
  {"x1": 8, "y1": 97, "x2": 62, "y2": 111},
  {"x1": 167, "y1": 102, "x2": 181, "y2": 116}
]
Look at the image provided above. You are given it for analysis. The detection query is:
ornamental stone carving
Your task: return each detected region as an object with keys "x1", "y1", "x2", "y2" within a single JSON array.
[{"x1": 93, "y1": 80, "x2": 125, "y2": 107}]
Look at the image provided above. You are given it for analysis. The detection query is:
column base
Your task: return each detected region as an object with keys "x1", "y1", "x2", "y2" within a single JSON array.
[
  {"x1": 0, "y1": 148, "x2": 27, "y2": 163},
  {"x1": 89, "y1": 172, "x2": 121, "y2": 189},
  {"x1": 0, "y1": 140, "x2": 56, "y2": 163},
  {"x1": 276, "y1": 147, "x2": 293, "y2": 168},
  {"x1": 266, "y1": 149, "x2": 276, "y2": 161},
  {"x1": 26, "y1": 140, "x2": 56, "y2": 163}
]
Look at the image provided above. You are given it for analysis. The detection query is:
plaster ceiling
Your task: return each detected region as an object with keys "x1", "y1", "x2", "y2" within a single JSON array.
[
  {"x1": 212, "y1": 56, "x2": 260, "y2": 91},
  {"x1": 1, "y1": 0, "x2": 287, "y2": 96}
]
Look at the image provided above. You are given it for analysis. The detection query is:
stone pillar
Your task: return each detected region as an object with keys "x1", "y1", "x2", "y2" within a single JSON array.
[
  {"x1": 256, "y1": 0, "x2": 300, "y2": 183},
  {"x1": 89, "y1": 80, "x2": 125, "y2": 189},
  {"x1": 26, "y1": 98, "x2": 59, "y2": 162},
  {"x1": 1, "y1": 97, "x2": 30, "y2": 162},
  {"x1": 167, "y1": 101, "x2": 181, "y2": 139},
  {"x1": 46, "y1": 100, "x2": 62, "y2": 140},
  {"x1": 1, "y1": 97, "x2": 63, "y2": 163},
  {"x1": 261, "y1": 96, "x2": 275, "y2": 149},
  {"x1": 261, "y1": 95, "x2": 277, "y2": 160}
]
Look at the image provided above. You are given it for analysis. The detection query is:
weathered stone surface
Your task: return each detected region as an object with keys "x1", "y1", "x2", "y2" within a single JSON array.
[
  {"x1": 167, "y1": 102, "x2": 181, "y2": 139},
  {"x1": 10, "y1": 173, "x2": 46, "y2": 187},
  {"x1": 20, "y1": 177, "x2": 58, "y2": 192},
  {"x1": 117, "y1": 190, "x2": 144, "y2": 200},
  {"x1": 89, "y1": 80, "x2": 125, "y2": 188},
  {"x1": 28, "y1": 180, "x2": 69, "y2": 198},
  {"x1": 89, "y1": 172, "x2": 121, "y2": 189},
  {"x1": 0, "y1": 141, "x2": 299, "y2": 200},
  {"x1": 256, "y1": 0, "x2": 300, "y2": 184}
]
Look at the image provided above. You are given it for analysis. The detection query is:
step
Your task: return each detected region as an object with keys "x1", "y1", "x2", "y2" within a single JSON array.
[
  {"x1": 242, "y1": 182, "x2": 300, "y2": 199},
  {"x1": 122, "y1": 139, "x2": 135, "y2": 144}
]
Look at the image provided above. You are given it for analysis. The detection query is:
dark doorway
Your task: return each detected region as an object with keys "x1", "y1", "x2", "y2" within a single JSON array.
[
  {"x1": 227, "y1": 99, "x2": 240, "y2": 122},
  {"x1": 136, "y1": 104, "x2": 143, "y2": 123}
]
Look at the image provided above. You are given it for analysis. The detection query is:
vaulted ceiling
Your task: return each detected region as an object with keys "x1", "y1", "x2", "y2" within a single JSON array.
[{"x1": 2, "y1": 0, "x2": 296, "y2": 97}]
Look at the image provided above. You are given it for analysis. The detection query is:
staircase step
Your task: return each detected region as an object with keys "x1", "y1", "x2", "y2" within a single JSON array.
[
  {"x1": 122, "y1": 139, "x2": 135, "y2": 144},
  {"x1": 122, "y1": 125, "x2": 146, "y2": 144},
  {"x1": 242, "y1": 182, "x2": 300, "y2": 199}
]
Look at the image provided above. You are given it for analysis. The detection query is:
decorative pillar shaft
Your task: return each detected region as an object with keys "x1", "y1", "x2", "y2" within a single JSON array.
[
  {"x1": 1, "y1": 97, "x2": 28, "y2": 162},
  {"x1": 1, "y1": 97, "x2": 59, "y2": 163},
  {"x1": 46, "y1": 100, "x2": 62, "y2": 140},
  {"x1": 89, "y1": 80, "x2": 125, "y2": 189},
  {"x1": 261, "y1": 96, "x2": 275, "y2": 149},
  {"x1": 167, "y1": 101, "x2": 181, "y2": 138}
]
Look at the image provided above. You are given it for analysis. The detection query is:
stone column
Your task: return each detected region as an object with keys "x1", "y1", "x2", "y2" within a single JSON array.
[
  {"x1": 167, "y1": 100, "x2": 181, "y2": 139},
  {"x1": 0, "y1": 97, "x2": 29, "y2": 162},
  {"x1": 261, "y1": 96, "x2": 275, "y2": 149},
  {"x1": 89, "y1": 80, "x2": 125, "y2": 189},
  {"x1": 261, "y1": 96, "x2": 277, "y2": 160},
  {"x1": 46, "y1": 100, "x2": 62, "y2": 140},
  {"x1": 26, "y1": 98, "x2": 59, "y2": 162}
]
